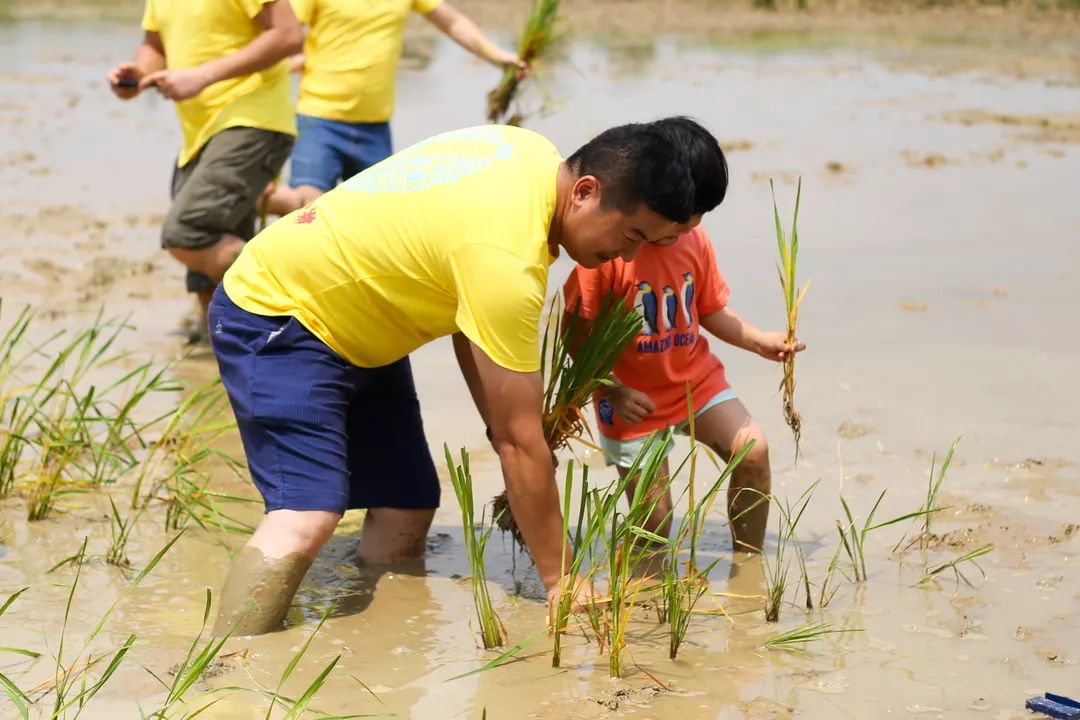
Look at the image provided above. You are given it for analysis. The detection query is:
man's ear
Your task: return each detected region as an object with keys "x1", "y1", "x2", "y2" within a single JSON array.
[{"x1": 570, "y1": 175, "x2": 600, "y2": 208}]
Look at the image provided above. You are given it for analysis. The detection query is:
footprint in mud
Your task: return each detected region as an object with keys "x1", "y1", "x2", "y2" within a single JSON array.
[
  {"x1": 737, "y1": 697, "x2": 794, "y2": 719},
  {"x1": 837, "y1": 420, "x2": 874, "y2": 439},
  {"x1": 590, "y1": 685, "x2": 667, "y2": 712},
  {"x1": 986, "y1": 457, "x2": 1074, "y2": 471},
  {"x1": 1037, "y1": 647, "x2": 1073, "y2": 666},
  {"x1": 900, "y1": 150, "x2": 951, "y2": 168}
]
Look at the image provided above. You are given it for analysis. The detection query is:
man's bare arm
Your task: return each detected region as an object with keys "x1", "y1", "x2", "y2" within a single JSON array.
[{"x1": 457, "y1": 337, "x2": 570, "y2": 590}]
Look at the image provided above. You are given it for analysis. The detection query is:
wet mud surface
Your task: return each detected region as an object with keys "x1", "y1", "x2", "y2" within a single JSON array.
[{"x1": 1, "y1": 3, "x2": 1078, "y2": 718}]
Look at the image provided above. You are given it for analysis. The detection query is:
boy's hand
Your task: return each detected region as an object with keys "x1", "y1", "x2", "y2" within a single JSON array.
[
  {"x1": 139, "y1": 66, "x2": 212, "y2": 101},
  {"x1": 606, "y1": 385, "x2": 656, "y2": 425},
  {"x1": 754, "y1": 331, "x2": 806, "y2": 362},
  {"x1": 107, "y1": 63, "x2": 143, "y2": 100}
]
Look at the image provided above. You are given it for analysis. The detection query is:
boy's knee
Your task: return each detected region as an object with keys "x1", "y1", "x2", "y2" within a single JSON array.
[{"x1": 733, "y1": 430, "x2": 770, "y2": 487}]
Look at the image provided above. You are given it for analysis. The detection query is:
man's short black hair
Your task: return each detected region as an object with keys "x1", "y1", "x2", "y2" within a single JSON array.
[
  {"x1": 566, "y1": 123, "x2": 695, "y2": 224},
  {"x1": 650, "y1": 116, "x2": 728, "y2": 215}
]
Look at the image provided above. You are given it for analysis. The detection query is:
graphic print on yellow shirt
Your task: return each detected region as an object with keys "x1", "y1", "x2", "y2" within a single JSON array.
[
  {"x1": 142, "y1": 0, "x2": 297, "y2": 167},
  {"x1": 291, "y1": 0, "x2": 444, "y2": 124},
  {"x1": 224, "y1": 125, "x2": 563, "y2": 372}
]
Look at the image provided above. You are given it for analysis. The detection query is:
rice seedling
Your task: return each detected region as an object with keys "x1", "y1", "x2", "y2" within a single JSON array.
[
  {"x1": 29, "y1": 532, "x2": 183, "y2": 718},
  {"x1": 662, "y1": 440, "x2": 756, "y2": 659},
  {"x1": 445, "y1": 445, "x2": 505, "y2": 649},
  {"x1": 136, "y1": 381, "x2": 253, "y2": 539},
  {"x1": 550, "y1": 434, "x2": 669, "y2": 669},
  {"x1": 603, "y1": 430, "x2": 679, "y2": 678},
  {"x1": 761, "y1": 479, "x2": 816, "y2": 623},
  {"x1": 1, "y1": 587, "x2": 39, "y2": 720},
  {"x1": 918, "y1": 544, "x2": 993, "y2": 588},
  {"x1": 817, "y1": 538, "x2": 845, "y2": 608},
  {"x1": 0, "y1": 301, "x2": 36, "y2": 391},
  {"x1": 106, "y1": 495, "x2": 141, "y2": 567},
  {"x1": 1, "y1": 309, "x2": 174, "y2": 510},
  {"x1": 836, "y1": 490, "x2": 932, "y2": 583},
  {"x1": 894, "y1": 435, "x2": 961, "y2": 555},
  {"x1": 486, "y1": 0, "x2": 561, "y2": 124},
  {"x1": 83, "y1": 361, "x2": 181, "y2": 488},
  {"x1": 550, "y1": 458, "x2": 588, "y2": 668},
  {"x1": 24, "y1": 378, "x2": 103, "y2": 521},
  {"x1": 224, "y1": 605, "x2": 388, "y2": 718},
  {"x1": 141, "y1": 589, "x2": 234, "y2": 719},
  {"x1": 770, "y1": 178, "x2": 810, "y2": 460},
  {"x1": 494, "y1": 294, "x2": 641, "y2": 545},
  {"x1": 447, "y1": 626, "x2": 548, "y2": 682},
  {"x1": 764, "y1": 622, "x2": 861, "y2": 649}
]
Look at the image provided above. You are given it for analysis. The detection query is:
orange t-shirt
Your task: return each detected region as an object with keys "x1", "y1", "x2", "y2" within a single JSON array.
[{"x1": 562, "y1": 227, "x2": 731, "y2": 441}]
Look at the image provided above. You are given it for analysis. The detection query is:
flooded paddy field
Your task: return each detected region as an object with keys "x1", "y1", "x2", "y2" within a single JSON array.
[{"x1": 0, "y1": 2, "x2": 1077, "y2": 718}]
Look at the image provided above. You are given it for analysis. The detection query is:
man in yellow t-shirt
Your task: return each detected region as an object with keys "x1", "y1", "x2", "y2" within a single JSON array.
[
  {"x1": 208, "y1": 121, "x2": 700, "y2": 635},
  {"x1": 263, "y1": 0, "x2": 523, "y2": 215},
  {"x1": 106, "y1": 0, "x2": 303, "y2": 324}
]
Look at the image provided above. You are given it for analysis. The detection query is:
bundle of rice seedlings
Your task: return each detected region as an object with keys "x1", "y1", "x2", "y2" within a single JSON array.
[
  {"x1": 542, "y1": 294, "x2": 642, "y2": 451},
  {"x1": 446, "y1": 445, "x2": 505, "y2": 649},
  {"x1": 486, "y1": 0, "x2": 561, "y2": 124},
  {"x1": 770, "y1": 179, "x2": 810, "y2": 460},
  {"x1": 494, "y1": 294, "x2": 642, "y2": 545}
]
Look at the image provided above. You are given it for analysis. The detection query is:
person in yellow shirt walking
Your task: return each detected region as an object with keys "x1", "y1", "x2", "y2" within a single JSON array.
[
  {"x1": 264, "y1": 0, "x2": 524, "y2": 215},
  {"x1": 209, "y1": 121, "x2": 700, "y2": 635},
  {"x1": 107, "y1": 0, "x2": 303, "y2": 318}
]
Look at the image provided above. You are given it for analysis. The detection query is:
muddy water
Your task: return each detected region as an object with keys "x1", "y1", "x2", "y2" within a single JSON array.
[{"x1": 1, "y1": 9, "x2": 1079, "y2": 720}]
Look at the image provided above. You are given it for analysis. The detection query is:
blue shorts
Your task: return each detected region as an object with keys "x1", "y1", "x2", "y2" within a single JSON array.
[
  {"x1": 208, "y1": 286, "x2": 440, "y2": 514},
  {"x1": 288, "y1": 114, "x2": 392, "y2": 192}
]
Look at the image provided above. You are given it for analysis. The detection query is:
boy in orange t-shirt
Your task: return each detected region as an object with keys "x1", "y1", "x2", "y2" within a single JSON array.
[{"x1": 563, "y1": 118, "x2": 805, "y2": 553}]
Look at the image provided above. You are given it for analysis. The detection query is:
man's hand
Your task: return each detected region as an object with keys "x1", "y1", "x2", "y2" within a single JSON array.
[
  {"x1": 546, "y1": 574, "x2": 596, "y2": 618},
  {"x1": 605, "y1": 384, "x2": 656, "y2": 425},
  {"x1": 107, "y1": 62, "x2": 144, "y2": 100},
  {"x1": 753, "y1": 331, "x2": 806, "y2": 362},
  {"x1": 139, "y1": 66, "x2": 212, "y2": 101}
]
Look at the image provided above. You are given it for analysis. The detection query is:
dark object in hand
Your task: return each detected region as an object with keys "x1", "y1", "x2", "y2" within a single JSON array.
[{"x1": 114, "y1": 78, "x2": 139, "y2": 89}]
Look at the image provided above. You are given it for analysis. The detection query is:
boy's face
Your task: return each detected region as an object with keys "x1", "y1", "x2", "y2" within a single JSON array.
[
  {"x1": 674, "y1": 213, "x2": 704, "y2": 237},
  {"x1": 561, "y1": 176, "x2": 677, "y2": 268},
  {"x1": 653, "y1": 213, "x2": 704, "y2": 247}
]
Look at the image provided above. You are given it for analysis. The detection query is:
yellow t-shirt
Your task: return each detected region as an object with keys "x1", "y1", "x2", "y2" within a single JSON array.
[
  {"x1": 291, "y1": 0, "x2": 443, "y2": 124},
  {"x1": 142, "y1": 0, "x2": 297, "y2": 167},
  {"x1": 224, "y1": 125, "x2": 563, "y2": 372}
]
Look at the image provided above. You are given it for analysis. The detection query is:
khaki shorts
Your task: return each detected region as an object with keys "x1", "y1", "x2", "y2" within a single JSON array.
[
  {"x1": 163, "y1": 126, "x2": 293, "y2": 293},
  {"x1": 598, "y1": 388, "x2": 739, "y2": 468}
]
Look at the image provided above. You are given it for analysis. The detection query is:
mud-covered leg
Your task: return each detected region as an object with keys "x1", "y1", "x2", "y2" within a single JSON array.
[
  {"x1": 213, "y1": 509, "x2": 340, "y2": 636},
  {"x1": 356, "y1": 507, "x2": 435, "y2": 565},
  {"x1": 694, "y1": 398, "x2": 771, "y2": 554}
]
